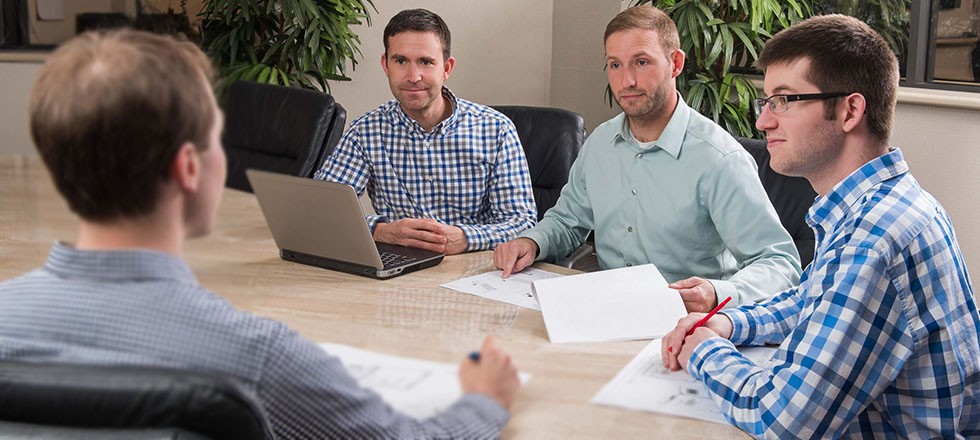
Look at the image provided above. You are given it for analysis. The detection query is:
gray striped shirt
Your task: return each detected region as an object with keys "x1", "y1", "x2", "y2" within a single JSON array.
[{"x1": 0, "y1": 242, "x2": 507, "y2": 439}]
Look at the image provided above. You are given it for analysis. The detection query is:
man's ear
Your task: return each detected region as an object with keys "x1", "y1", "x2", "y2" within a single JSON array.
[
  {"x1": 443, "y1": 56, "x2": 455, "y2": 80},
  {"x1": 840, "y1": 92, "x2": 868, "y2": 133},
  {"x1": 381, "y1": 53, "x2": 389, "y2": 76},
  {"x1": 170, "y1": 143, "x2": 200, "y2": 192},
  {"x1": 670, "y1": 49, "x2": 685, "y2": 79}
]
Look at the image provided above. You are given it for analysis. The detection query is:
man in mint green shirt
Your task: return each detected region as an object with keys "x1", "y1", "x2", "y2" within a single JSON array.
[{"x1": 493, "y1": 6, "x2": 801, "y2": 313}]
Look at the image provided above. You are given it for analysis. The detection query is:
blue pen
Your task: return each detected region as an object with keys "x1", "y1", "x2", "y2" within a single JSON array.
[{"x1": 468, "y1": 351, "x2": 481, "y2": 362}]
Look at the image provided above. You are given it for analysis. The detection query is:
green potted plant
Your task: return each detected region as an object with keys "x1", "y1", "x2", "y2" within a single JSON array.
[
  {"x1": 631, "y1": 0, "x2": 910, "y2": 138},
  {"x1": 200, "y1": 0, "x2": 375, "y2": 93},
  {"x1": 812, "y1": 0, "x2": 911, "y2": 76},
  {"x1": 632, "y1": 0, "x2": 810, "y2": 138}
]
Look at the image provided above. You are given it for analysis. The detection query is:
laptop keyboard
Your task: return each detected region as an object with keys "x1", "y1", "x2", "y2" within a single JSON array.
[{"x1": 380, "y1": 251, "x2": 420, "y2": 268}]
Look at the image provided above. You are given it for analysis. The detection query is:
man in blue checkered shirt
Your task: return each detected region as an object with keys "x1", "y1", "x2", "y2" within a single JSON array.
[
  {"x1": 662, "y1": 15, "x2": 980, "y2": 438},
  {"x1": 314, "y1": 9, "x2": 537, "y2": 254}
]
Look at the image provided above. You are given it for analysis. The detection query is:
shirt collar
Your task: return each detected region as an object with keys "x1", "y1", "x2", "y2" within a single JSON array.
[
  {"x1": 611, "y1": 92, "x2": 691, "y2": 158},
  {"x1": 389, "y1": 86, "x2": 460, "y2": 135},
  {"x1": 806, "y1": 148, "x2": 909, "y2": 229},
  {"x1": 43, "y1": 241, "x2": 197, "y2": 284}
]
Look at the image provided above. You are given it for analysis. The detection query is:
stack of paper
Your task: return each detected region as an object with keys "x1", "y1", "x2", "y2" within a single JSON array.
[{"x1": 531, "y1": 264, "x2": 687, "y2": 343}]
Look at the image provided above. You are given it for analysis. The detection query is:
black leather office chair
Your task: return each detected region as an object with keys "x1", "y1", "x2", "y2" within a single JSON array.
[
  {"x1": 0, "y1": 360, "x2": 274, "y2": 440},
  {"x1": 736, "y1": 137, "x2": 817, "y2": 268},
  {"x1": 222, "y1": 80, "x2": 346, "y2": 192},
  {"x1": 491, "y1": 106, "x2": 598, "y2": 270},
  {"x1": 491, "y1": 106, "x2": 586, "y2": 220}
]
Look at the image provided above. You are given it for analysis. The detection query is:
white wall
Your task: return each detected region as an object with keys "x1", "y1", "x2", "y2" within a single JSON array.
[
  {"x1": 327, "y1": 0, "x2": 553, "y2": 122},
  {"x1": 0, "y1": 62, "x2": 42, "y2": 155},
  {"x1": 892, "y1": 102, "x2": 980, "y2": 273},
  {"x1": 550, "y1": 0, "x2": 622, "y2": 132}
]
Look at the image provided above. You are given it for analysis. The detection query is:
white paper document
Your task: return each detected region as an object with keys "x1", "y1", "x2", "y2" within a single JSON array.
[
  {"x1": 591, "y1": 339, "x2": 776, "y2": 424},
  {"x1": 440, "y1": 267, "x2": 563, "y2": 310},
  {"x1": 531, "y1": 264, "x2": 687, "y2": 343},
  {"x1": 320, "y1": 342, "x2": 530, "y2": 419}
]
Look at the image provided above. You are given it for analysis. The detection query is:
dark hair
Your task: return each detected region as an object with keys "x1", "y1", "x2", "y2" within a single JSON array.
[
  {"x1": 29, "y1": 29, "x2": 216, "y2": 222},
  {"x1": 383, "y1": 8, "x2": 451, "y2": 60},
  {"x1": 756, "y1": 14, "x2": 898, "y2": 142},
  {"x1": 604, "y1": 5, "x2": 679, "y2": 57}
]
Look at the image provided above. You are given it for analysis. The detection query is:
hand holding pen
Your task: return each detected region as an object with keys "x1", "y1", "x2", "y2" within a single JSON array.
[
  {"x1": 661, "y1": 296, "x2": 734, "y2": 371},
  {"x1": 458, "y1": 335, "x2": 521, "y2": 410}
]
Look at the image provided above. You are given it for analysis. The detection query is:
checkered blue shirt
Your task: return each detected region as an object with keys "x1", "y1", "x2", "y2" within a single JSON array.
[
  {"x1": 313, "y1": 88, "x2": 536, "y2": 251},
  {"x1": 0, "y1": 243, "x2": 509, "y2": 439},
  {"x1": 687, "y1": 149, "x2": 980, "y2": 438}
]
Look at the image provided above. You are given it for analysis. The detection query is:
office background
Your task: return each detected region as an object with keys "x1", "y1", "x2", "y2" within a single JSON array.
[{"x1": 1, "y1": 0, "x2": 978, "y2": 282}]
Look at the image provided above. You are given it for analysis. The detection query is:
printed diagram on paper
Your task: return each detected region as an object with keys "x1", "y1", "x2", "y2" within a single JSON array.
[
  {"x1": 441, "y1": 267, "x2": 563, "y2": 310},
  {"x1": 320, "y1": 342, "x2": 531, "y2": 420},
  {"x1": 592, "y1": 339, "x2": 776, "y2": 424},
  {"x1": 320, "y1": 342, "x2": 462, "y2": 419},
  {"x1": 345, "y1": 363, "x2": 436, "y2": 392}
]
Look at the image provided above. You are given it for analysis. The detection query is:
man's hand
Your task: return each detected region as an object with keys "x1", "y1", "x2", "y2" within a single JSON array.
[
  {"x1": 373, "y1": 218, "x2": 469, "y2": 254},
  {"x1": 459, "y1": 335, "x2": 521, "y2": 411},
  {"x1": 430, "y1": 223, "x2": 468, "y2": 255},
  {"x1": 492, "y1": 238, "x2": 538, "y2": 278},
  {"x1": 669, "y1": 276, "x2": 718, "y2": 313},
  {"x1": 661, "y1": 312, "x2": 733, "y2": 371}
]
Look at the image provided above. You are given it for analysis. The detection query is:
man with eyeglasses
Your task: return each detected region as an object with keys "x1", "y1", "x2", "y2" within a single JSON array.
[
  {"x1": 494, "y1": 5, "x2": 803, "y2": 314},
  {"x1": 662, "y1": 15, "x2": 979, "y2": 438}
]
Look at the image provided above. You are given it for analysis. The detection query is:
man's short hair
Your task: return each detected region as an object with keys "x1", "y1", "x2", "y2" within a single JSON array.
[
  {"x1": 604, "y1": 5, "x2": 680, "y2": 58},
  {"x1": 756, "y1": 14, "x2": 899, "y2": 143},
  {"x1": 383, "y1": 8, "x2": 452, "y2": 60},
  {"x1": 29, "y1": 29, "x2": 216, "y2": 222}
]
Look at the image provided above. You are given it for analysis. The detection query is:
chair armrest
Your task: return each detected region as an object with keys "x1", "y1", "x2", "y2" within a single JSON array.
[{"x1": 555, "y1": 243, "x2": 595, "y2": 269}]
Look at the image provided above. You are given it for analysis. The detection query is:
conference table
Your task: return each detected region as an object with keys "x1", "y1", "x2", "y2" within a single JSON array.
[{"x1": 1, "y1": 155, "x2": 750, "y2": 439}]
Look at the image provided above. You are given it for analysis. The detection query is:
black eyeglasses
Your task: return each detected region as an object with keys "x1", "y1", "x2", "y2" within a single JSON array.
[{"x1": 753, "y1": 92, "x2": 852, "y2": 118}]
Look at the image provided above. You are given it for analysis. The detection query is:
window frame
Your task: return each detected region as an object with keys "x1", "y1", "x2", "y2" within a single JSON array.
[{"x1": 906, "y1": 0, "x2": 979, "y2": 93}]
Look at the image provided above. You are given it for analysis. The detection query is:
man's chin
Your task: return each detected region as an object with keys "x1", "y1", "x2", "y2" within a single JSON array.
[{"x1": 397, "y1": 99, "x2": 429, "y2": 111}]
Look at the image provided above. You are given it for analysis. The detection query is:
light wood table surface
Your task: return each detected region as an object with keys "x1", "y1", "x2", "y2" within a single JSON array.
[{"x1": 1, "y1": 155, "x2": 749, "y2": 439}]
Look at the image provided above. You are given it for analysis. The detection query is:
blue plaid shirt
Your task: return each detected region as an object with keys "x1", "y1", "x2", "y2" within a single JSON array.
[
  {"x1": 0, "y1": 243, "x2": 509, "y2": 439},
  {"x1": 687, "y1": 149, "x2": 980, "y2": 438},
  {"x1": 313, "y1": 88, "x2": 536, "y2": 251}
]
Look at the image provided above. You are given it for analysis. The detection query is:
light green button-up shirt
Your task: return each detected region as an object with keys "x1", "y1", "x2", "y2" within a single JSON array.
[{"x1": 521, "y1": 96, "x2": 802, "y2": 307}]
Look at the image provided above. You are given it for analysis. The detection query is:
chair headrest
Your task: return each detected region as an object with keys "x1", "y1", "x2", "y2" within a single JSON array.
[{"x1": 0, "y1": 361, "x2": 273, "y2": 440}]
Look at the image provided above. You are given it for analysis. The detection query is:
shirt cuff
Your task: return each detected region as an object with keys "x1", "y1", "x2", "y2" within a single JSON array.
[
  {"x1": 707, "y1": 278, "x2": 739, "y2": 308},
  {"x1": 365, "y1": 215, "x2": 387, "y2": 234},
  {"x1": 455, "y1": 393, "x2": 510, "y2": 430},
  {"x1": 720, "y1": 309, "x2": 752, "y2": 345},
  {"x1": 686, "y1": 337, "x2": 740, "y2": 380},
  {"x1": 517, "y1": 229, "x2": 550, "y2": 262},
  {"x1": 456, "y1": 224, "x2": 483, "y2": 252}
]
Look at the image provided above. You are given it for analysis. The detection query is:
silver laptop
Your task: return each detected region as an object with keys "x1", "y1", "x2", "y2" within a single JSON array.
[{"x1": 246, "y1": 169, "x2": 445, "y2": 279}]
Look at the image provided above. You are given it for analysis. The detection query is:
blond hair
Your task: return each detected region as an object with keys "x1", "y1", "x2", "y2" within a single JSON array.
[{"x1": 30, "y1": 29, "x2": 216, "y2": 221}]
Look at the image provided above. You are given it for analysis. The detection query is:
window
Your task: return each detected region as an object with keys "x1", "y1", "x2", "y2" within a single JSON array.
[
  {"x1": 0, "y1": 1, "x2": 200, "y2": 50},
  {"x1": 818, "y1": 0, "x2": 978, "y2": 91},
  {"x1": 925, "y1": 0, "x2": 980, "y2": 88}
]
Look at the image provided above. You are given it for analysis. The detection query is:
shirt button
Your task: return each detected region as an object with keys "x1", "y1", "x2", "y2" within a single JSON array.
[
  {"x1": 627, "y1": 226, "x2": 633, "y2": 232},
  {"x1": 635, "y1": 153, "x2": 643, "y2": 159},
  {"x1": 631, "y1": 189, "x2": 637, "y2": 195},
  {"x1": 423, "y1": 141, "x2": 430, "y2": 148}
]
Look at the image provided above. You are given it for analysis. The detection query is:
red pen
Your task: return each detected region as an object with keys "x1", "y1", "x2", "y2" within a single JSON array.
[{"x1": 669, "y1": 296, "x2": 732, "y2": 353}]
